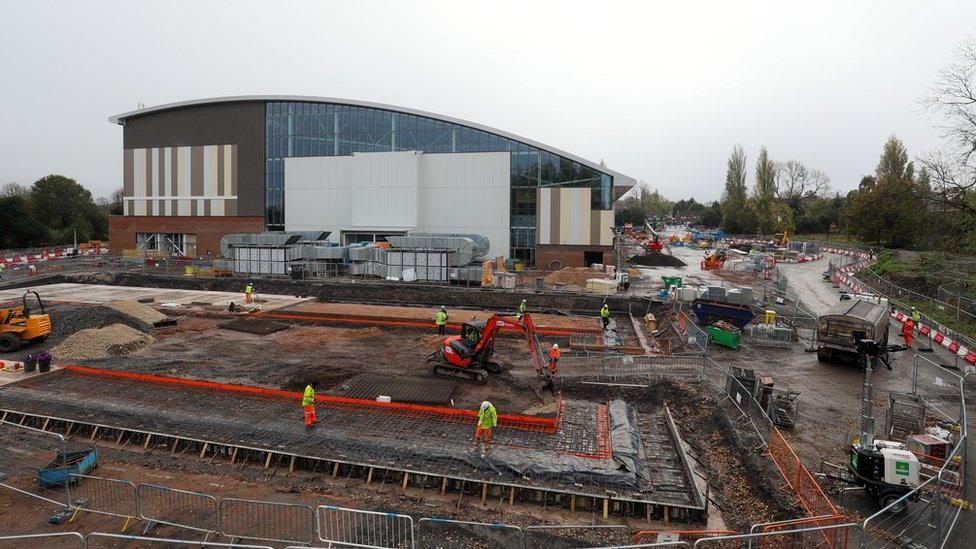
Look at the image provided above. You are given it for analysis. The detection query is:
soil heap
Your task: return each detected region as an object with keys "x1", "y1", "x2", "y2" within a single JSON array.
[
  {"x1": 628, "y1": 253, "x2": 687, "y2": 267},
  {"x1": 108, "y1": 300, "x2": 168, "y2": 326}
]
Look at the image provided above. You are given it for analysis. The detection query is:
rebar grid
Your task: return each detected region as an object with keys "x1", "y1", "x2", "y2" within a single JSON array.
[{"x1": 0, "y1": 369, "x2": 700, "y2": 507}]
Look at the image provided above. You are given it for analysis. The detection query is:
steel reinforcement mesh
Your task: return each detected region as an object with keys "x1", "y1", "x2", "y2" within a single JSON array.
[{"x1": 0, "y1": 368, "x2": 700, "y2": 507}]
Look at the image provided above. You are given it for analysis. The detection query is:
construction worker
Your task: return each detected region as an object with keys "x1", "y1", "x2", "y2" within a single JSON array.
[
  {"x1": 516, "y1": 299, "x2": 527, "y2": 319},
  {"x1": 0, "y1": 263, "x2": 4, "y2": 280},
  {"x1": 435, "y1": 306, "x2": 448, "y2": 336},
  {"x1": 302, "y1": 382, "x2": 318, "y2": 429},
  {"x1": 911, "y1": 307, "x2": 921, "y2": 326},
  {"x1": 466, "y1": 316, "x2": 479, "y2": 345},
  {"x1": 902, "y1": 318, "x2": 914, "y2": 347},
  {"x1": 473, "y1": 401, "x2": 497, "y2": 454},
  {"x1": 600, "y1": 303, "x2": 610, "y2": 329},
  {"x1": 548, "y1": 343, "x2": 560, "y2": 376},
  {"x1": 244, "y1": 282, "x2": 254, "y2": 304}
]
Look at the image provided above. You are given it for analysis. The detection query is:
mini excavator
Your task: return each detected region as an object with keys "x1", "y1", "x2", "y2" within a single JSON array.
[{"x1": 427, "y1": 313, "x2": 550, "y2": 384}]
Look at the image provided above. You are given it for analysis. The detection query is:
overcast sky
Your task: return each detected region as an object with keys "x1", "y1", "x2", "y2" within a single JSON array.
[{"x1": 3, "y1": 1, "x2": 975, "y2": 202}]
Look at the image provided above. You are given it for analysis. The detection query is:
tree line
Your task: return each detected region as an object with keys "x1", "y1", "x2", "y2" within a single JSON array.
[{"x1": 0, "y1": 176, "x2": 120, "y2": 250}]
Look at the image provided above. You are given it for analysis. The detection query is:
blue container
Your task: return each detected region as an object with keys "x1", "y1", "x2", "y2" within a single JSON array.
[
  {"x1": 37, "y1": 448, "x2": 98, "y2": 487},
  {"x1": 691, "y1": 299, "x2": 755, "y2": 329}
]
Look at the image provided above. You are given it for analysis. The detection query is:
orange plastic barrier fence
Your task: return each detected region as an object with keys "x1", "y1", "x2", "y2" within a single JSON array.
[
  {"x1": 767, "y1": 428, "x2": 839, "y2": 519},
  {"x1": 759, "y1": 515, "x2": 849, "y2": 549},
  {"x1": 62, "y1": 365, "x2": 558, "y2": 433}
]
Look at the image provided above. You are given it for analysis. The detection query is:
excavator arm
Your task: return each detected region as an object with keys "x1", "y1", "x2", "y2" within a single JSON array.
[{"x1": 479, "y1": 314, "x2": 550, "y2": 374}]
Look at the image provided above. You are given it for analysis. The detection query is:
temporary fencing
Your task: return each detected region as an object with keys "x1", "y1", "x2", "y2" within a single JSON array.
[
  {"x1": 692, "y1": 522, "x2": 861, "y2": 549},
  {"x1": 416, "y1": 518, "x2": 523, "y2": 549},
  {"x1": 0, "y1": 532, "x2": 85, "y2": 548},
  {"x1": 766, "y1": 429, "x2": 839, "y2": 518},
  {"x1": 67, "y1": 473, "x2": 139, "y2": 527},
  {"x1": 633, "y1": 530, "x2": 736, "y2": 546},
  {"x1": 747, "y1": 325, "x2": 794, "y2": 348},
  {"x1": 317, "y1": 504, "x2": 414, "y2": 548},
  {"x1": 85, "y1": 532, "x2": 273, "y2": 548},
  {"x1": 219, "y1": 498, "x2": 316, "y2": 545},
  {"x1": 137, "y1": 483, "x2": 219, "y2": 534},
  {"x1": 524, "y1": 524, "x2": 631, "y2": 548}
]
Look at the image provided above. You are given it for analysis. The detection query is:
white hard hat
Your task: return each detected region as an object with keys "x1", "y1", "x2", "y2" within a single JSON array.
[
  {"x1": 552, "y1": 343, "x2": 559, "y2": 349},
  {"x1": 481, "y1": 401, "x2": 490, "y2": 410}
]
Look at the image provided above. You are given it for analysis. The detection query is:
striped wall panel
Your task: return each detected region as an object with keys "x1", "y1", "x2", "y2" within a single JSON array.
[
  {"x1": 122, "y1": 144, "x2": 238, "y2": 216},
  {"x1": 536, "y1": 188, "x2": 613, "y2": 246}
]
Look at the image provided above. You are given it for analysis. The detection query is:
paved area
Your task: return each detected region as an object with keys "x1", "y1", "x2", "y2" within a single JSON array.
[
  {"x1": 775, "y1": 252, "x2": 855, "y2": 315},
  {"x1": 0, "y1": 283, "x2": 312, "y2": 310}
]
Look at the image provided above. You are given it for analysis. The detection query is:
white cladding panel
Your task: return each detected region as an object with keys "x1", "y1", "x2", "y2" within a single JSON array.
[
  {"x1": 285, "y1": 151, "x2": 510, "y2": 260},
  {"x1": 350, "y1": 151, "x2": 419, "y2": 229}
]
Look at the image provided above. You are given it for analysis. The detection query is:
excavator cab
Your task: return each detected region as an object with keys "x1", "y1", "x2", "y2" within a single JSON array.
[{"x1": 0, "y1": 291, "x2": 53, "y2": 352}]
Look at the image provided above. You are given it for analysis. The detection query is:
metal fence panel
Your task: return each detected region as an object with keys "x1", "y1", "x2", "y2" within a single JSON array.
[
  {"x1": 138, "y1": 483, "x2": 219, "y2": 534},
  {"x1": 219, "y1": 498, "x2": 316, "y2": 545},
  {"x1": 692, "y1": 523, "x2": 861, "y2": 549},
  {"x1": 67, "y1": 473, "x2": 138, "y2": 520},
  {"x1": 86, "y1": 532, "x2": 273, "y2": 548},
  {"x1": 524, "y1": 524, "x2": 631, "y2": 548},
  {"x1": 0, "y1": 532, "x2": 85, "y2": 548},
  {"x1": 416, "y1": 518, "x2": 522, "y2": 549},
  {"x1": 911, "y1": 355, "x2": 965, "y2": 425},
  {"x1": 317, "y1": 504, "x2": 414, "y2": 548},
  {"x1": 747, "y1": 325, "x2": 794, "y2": 348}
]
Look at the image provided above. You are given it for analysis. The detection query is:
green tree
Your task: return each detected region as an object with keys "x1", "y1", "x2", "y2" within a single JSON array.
[
  {"x1": 753, "y1": 146, "x2": 777, "y2": 234},
  {"x1": 0, "y1": 194, "x2": 50, "y2": 248},
  {"x1": 846, "y1": 136, "x2": 924, "y2": 248},
  {"x1": 29, "y1": 175, "x2": 108, "y2": 244},
  {"x1": 721, "y1": 145, "x2": 751, "y2": 233},
  {"x1": 700, "y1": 201, "x2": 723, "y2": 228}
]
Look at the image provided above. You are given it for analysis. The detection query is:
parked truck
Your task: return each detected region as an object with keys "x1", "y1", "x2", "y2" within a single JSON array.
[{"x1": 816, "y1": 298, "x2": 890, "y2": 365}]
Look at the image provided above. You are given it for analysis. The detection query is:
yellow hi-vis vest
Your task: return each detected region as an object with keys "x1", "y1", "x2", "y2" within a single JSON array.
[
  {"x1": 302, "y1": 385, "x2": 315, "y2": 406},
  {"x1": 478, "y1": 404, "x2": 497, "y2": 429}
]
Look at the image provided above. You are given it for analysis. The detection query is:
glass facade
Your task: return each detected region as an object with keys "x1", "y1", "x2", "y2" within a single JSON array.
[{"x1": 265, "y1": 101, "x2": 613, "y2": 264}]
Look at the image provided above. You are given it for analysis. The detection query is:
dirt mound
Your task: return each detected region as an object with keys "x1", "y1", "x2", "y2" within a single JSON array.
[
  {"x1": 344, "y1": 326, "x2": 383, "y2": 339},
  {"x1": 628, "y1": 253, "x2": 687, "y2": 267},
  {"x1": 544, "y1": 267, "x2": 609, "y2": 287},
  {"x1": 51, "y1": 323, "x2": 154, "y2": 360},
  {"x1": 108, "y1": 300, "x2": 169, "y2": 325}
]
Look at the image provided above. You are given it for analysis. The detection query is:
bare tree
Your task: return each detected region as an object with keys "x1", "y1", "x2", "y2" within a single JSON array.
[
  {"x1": 920, "y1": 36, "x2": 976, "y2": 232},
  {"x1": 1, "y1": 182, "x2": 29, "y2": 197},
  {"x1": 774, "y1": 160, "x2": 831, "y2": 203}
]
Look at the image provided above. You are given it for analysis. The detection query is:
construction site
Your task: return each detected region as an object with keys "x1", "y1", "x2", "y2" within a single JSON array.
[{"x1": 0, "y1": 227, "x2": 970, "y2": 549}]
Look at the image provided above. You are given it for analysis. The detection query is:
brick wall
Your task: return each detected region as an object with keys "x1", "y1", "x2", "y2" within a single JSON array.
[
  {"x1": 108, "y1": 215, "x2": 266, "y2": 257},
  {"x1": 535, "y1": 244, "x2": 614, "y2": 269}
]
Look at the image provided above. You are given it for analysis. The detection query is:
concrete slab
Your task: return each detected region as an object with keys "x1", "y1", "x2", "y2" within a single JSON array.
[{"x1": 0, "y1": 283, "x2": 312, "y2": 311}]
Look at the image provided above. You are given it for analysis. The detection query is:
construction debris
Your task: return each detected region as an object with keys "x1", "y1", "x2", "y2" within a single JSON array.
[
  {"x1": 628, "y1": 253, "x2": 687, "y2": 267},
  {"x1": 50, "y1": 323, "x2": 154, "y2": 360},
  {"x1": 544, "y1": 266, "x2": 608, "y2": 286}
]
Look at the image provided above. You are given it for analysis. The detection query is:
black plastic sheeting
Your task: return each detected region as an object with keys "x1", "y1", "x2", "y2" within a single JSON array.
[{"x1": 455, "y1": 400, "x2": 651, "y2": 490}]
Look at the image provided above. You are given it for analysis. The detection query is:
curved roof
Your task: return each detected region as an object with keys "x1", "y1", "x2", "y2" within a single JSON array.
[{"x1": 110, "y1": 95, "x2": 636, "y2": 189}]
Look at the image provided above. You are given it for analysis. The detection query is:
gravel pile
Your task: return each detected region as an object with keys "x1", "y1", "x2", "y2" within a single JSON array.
[
  {"x1": 51, "y1": 324, "x2": 154, "y2": 360},
  {"x1": 108, "y1": 300, "x2": 168, "y2": 325},
  {"x1": 50, "y1": 306, "x2": 149, "y2": 337}
]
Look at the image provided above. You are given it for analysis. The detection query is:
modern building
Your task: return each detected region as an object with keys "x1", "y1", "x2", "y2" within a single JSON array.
[{"x1": 109, "y1": 96, "x2": 635, "y2": 267}]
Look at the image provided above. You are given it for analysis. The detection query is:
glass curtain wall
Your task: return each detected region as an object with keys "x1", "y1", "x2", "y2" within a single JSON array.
[{"x1": 265, "y1": 101, "x2": 613, "y2": 264}]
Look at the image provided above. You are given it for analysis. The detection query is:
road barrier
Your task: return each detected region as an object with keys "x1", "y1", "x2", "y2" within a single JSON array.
[
  {"x1": 67, "y1": 473, "x2": 139, "y2": 528},
  {"x1": 219, "y1": 498, "x2": 316, "y2": 545},
  {"x1": 416, "y1": 518, "x2": 523, "y2": 549},
  {"x1": 85, "y1": 532, "x2": 273, "y2": 548},
  {"x1": 317, "y1": 504, "x2": 414, "y2": 548},
  {"x1": 0, "y1": 532, "x2": 85, "y2": 548},
  {"x1": 137, "y1": 483, "x2": 219, "y2": 534}
]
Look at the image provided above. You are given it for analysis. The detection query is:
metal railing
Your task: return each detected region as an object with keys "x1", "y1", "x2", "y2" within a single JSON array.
[
  {"x1": 219, "y1": 498, "x2": 316, "y2": 545},
  {"x1": 137, "y1": 483, "x2": 220, "y2": 534},
  {"x1": 317, "y1": 504, "x2": 414, "y2": 548},
  {"x1": 66, "y1": 473, "x2": 139, "y2": 525}
]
